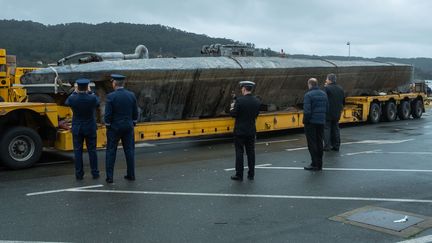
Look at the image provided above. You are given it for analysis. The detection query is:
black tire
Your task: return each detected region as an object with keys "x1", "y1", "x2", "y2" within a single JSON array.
[
  {"x1": 411, "y1": 99, "x2": 423, "y2": 119},
  {"x1": 0, "y1": 96, "x2": 4, "y2": 102},
  {"x1": 0, "y1": 127, "x2": 43, "y2": 169},
  {"x1": 28, "y1": 94, "x2": 55, "y2": 103},
  {"x1": 397, "y1": 101, "x2": 411, "y2": 120},
  {"x1": 368, "y1": 102, "x2": 381, "y2": 124},
  {"x1": 383, "y1": 102, "x2": 397, "y2": 122}
]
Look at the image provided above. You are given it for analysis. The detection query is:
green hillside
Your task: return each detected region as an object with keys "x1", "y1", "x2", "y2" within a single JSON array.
[{"x1": 1, "y1": 19, "x2": 431, "y2": 79}]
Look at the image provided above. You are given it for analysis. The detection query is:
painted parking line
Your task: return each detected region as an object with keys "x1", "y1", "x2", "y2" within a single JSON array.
[
  {"x1": 0, "y1": 241, "x2": 70, "y2": 243},
  {"x1": 224, "y1": 163, "x2": 272, "y2": 171},
  {"x1": 252, "y1": 166, "x2": 432, "y2": 173},
  {"x1": 286, "y1": 139, "x2": 414, "y2": 152},
  {"x1": 397, "y1": 235, "x2": 432, "y2": 243},
  {"x1": 27, "y1": 186, "x2": 432, "y2": 204},
  {"x1": 256, "y1": 139, "x2": 299, "y2": 145},
  {"x1": 343, "y1": 150, "x2": 432, "y2": 156},
  {"x1": 26, "y1": 184, "x2": 104, "y2": 196}
]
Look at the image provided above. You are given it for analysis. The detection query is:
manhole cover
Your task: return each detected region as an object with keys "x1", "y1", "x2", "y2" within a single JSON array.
[
  {"x1": 330, "y1": 206, "x2": 432, "y2": 238},
  {"x1": 347, "y1": 210, "x2": 424, "y2": 231}
]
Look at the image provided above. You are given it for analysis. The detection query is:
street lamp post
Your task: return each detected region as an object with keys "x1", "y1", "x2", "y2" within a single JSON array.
[{"x1": 346, "y1": 41, "x2": 351, "y2": 59}]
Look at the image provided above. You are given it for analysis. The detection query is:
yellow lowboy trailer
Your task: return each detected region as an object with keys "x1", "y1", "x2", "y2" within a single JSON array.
[
  {"x1": 0, "y1": 91, "x2": 426, "y2": 169},
  {"x1": 0, "y1": 85, "x2": 426, "y2": 169},
  {"x1": 55, "y1": 106, "x2": 358, "y2": 151}
]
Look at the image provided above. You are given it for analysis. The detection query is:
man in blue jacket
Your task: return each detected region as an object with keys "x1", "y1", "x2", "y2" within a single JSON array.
[
  {"x1": 303, "y1": 78, "x2": 328, "y2": 171},
  {"x1": 65, "y1": 78, "x2": 100, "y2": 180},
  {"x1": 104, "y1": 74, "x2": 138, "y2": 183}
]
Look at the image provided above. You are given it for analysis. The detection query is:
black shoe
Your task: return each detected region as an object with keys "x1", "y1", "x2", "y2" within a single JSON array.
[
  {"x1": 231, "y1": 175, "x2": 243, "y2": 181},
  {"x1": 304, "y1": 165, "x2": 320, "y2": 171},
  {"x1": 106, "y1": 178, "x2": 113, "y2": 183},
  {"x1": 323, "y1": 147, "x2": 331, "y2": 152},
  {"x1": 76, "y1": 175, "x2": 83, "y2": 180},
  {"x1": 247, "y1": 175, "x2": 254, "y2": 180},
  {"x1": 92, "y1": 174, "x2": 100, "y2": 179},
  {"x1": 124, "y1": 175, "x2": 135, "y2": 181},
  {"x1": 331, "y1": 147, "x2": 339, "y2": 152}
]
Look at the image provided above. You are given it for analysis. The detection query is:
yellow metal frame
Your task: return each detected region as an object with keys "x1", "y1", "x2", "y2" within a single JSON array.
[
  {"x1": 0, "y1": 102, "x2": 59, "y2": 127},
  {"x1": 346, "y1": 93, "x2": 427, "y2": 122},
  {"x1": 0, "y1": 91, "x2": 426, "y2": 152},
  {"x1": 55, "y1": 106, "x2": 359, "y2": 151}
]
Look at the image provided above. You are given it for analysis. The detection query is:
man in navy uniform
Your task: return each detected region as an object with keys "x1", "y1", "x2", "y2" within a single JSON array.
[
  {"x1": 104, "y1": 74, "x2": 138, "y2": 183},
  {"x1": 65, "y1": 78, "x2": 100, "y2": 180},
  {"x1": 303, "y1": 78, "x2": 328, "y2": 171},
  {"x1": 230, "y1": 81, "x2": 261, "y2": 181}
]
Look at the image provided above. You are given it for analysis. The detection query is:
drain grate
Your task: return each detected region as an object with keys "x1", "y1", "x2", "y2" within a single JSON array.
[
  {"x1": 347, "y1": 209, "x2": 424, "y2": 231},
  {"x1": 330, "y1": 206, "x2": 432, "y2": 238}
]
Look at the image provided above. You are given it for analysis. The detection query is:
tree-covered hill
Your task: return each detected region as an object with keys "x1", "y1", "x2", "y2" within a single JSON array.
[
  {"x1": 1, "y1": 19, "x2": 431, "y2": 79},
  {"x1": 0, "y1": 20, "x2": 235, "y2": 65}
]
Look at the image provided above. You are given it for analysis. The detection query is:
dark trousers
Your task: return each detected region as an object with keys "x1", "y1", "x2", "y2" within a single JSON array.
[
  {"x1": 234, "y1": 135, "x2": 256, "y2": 177},
  {"x1": 304, "y1": 124, "x2": 324, "y2": 168},
  {"x1": 72, "y1": 132, "x2": 98, "y2": 177},
  {"x1": 105, "y1": 126, "x2": 135, "y2": 179},
  {"x1": 324, "y1": 119, "x2": 340, "y2": 150}
]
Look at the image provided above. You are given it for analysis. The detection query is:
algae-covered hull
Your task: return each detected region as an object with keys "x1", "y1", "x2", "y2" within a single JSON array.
[{"x1": 21, "y1": 57, "x2": 413, "y2": 121}]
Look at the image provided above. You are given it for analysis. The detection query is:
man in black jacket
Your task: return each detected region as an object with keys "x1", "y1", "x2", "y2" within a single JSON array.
[
  {"x1": 230, "y1": 81, "x2": 261, "y2": 181},
  {"x1": 303, "y1": 78, "x2": 328, "y2": 171},
  {"x1": 323, "y1": 73, "x2": 345, "y2": 152}
]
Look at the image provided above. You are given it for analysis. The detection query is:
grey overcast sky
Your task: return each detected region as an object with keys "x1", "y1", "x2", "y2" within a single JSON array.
[{"x1": 1, "y1": 0, "x2": 431, "y2": 58}]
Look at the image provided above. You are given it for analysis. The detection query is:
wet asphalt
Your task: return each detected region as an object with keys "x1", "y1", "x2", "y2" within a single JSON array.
[{"x1": 1, "y1": 111, "x2": 432, "y2": 243}]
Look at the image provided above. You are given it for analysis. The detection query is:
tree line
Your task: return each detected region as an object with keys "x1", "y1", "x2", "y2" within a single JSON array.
[{"x1": 1, "y1": 20, "x2": 431, "y2": 80}]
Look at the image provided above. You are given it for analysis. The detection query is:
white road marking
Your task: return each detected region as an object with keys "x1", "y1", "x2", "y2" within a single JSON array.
[
  {"x1": 285, "y1": 139, "x2": 414, "y2": 151},
  {"x1": 0, "y1": 241, "x2": 70, "y2": 243},
  {"x1": 254, "y1": 166, "x2": 432, "y2": 173},
  {"x1": 344, "y1": 150, "x2": 382, "y2": 156},
  {"x1": 59, "y1": 188, "x2": 432, "y2": 204},
  {"x1": 224, "y1": 163, "x2": 272, "y2": 171},
  {"x1": 256, "y1": 139, "x2": 299, "y2": 145},
  {"x1": 344, "y1": 151, "x2": 432, "y2": 156},
  {"x1": 343, "y1": 139, "x2": 414, "y2": 145},
  {"x1": 127, "y1": 143, "x2": 156, "y2": 148},
  {"x1": 397, "y1": 235, "x2": 432, "y2": 243},
  {"x1": 286, "y1": 147, "x2": 308, "y2": 151},
  {"x1": 26, "y1": 184, "x2": 104, "y2": 196}
]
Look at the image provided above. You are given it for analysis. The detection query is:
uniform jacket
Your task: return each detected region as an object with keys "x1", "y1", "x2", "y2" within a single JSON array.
[
  {"x1": 324, "y1": 83, "x2": 345, "y2": 121},
  {"x1": 230, "y1": 94, "x2": 261, "y2": 136},
  {"x1": 104, "y1": 88, "x2": 138, "y2": 130},
  {"x1": 65, "y1": 91, "x2": 100, "y2": 135},
  {"x1": 303, "y1": 87, "x2": 328, "y2": 125}
]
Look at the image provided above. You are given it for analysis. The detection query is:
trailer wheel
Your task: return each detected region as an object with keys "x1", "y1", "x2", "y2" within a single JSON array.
[
  {"x1": 368, "y1": 102, "x2": 381, "y2": 124},
  {"x1": 411, "y1": 99, "x2": 423, "y2": 119},
  {"x1": 0, "y1": 127, "x2": 43, "y2": 169},
  {"x1": 383, "y1": 102, "x2": 397, "y2": 122},
  {"x1": 28, "y1": 94, "x2": 55, "y2": 103},
  {"x1": 397, "y1": 101, "x2": 411, "y2": 120}
]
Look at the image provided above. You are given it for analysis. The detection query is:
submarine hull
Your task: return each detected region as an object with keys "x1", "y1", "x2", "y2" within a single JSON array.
[{"x1": 21, "y1": 57, "x2": 413, "y2": 121}]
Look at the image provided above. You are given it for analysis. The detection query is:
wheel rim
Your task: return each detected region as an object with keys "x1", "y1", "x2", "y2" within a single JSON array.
[
  {"x1": 417, "y1": 106, "x2": 423, "y2": 116},
  {"x1": 403, "y1": 103, "x2": 410, "y2": 118},
  {"x1": 417, "y1": 105, "x2": 423, "y2": 116},
  {"x1": 388, "y1": 104, "x2": 396, "y2": 120},
  {"x1": 372, "y1": 106, "x2": 379, "y2": 121},
  {"x1": 8, "y1": 135, "x2": 35, "y2": 162}
]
